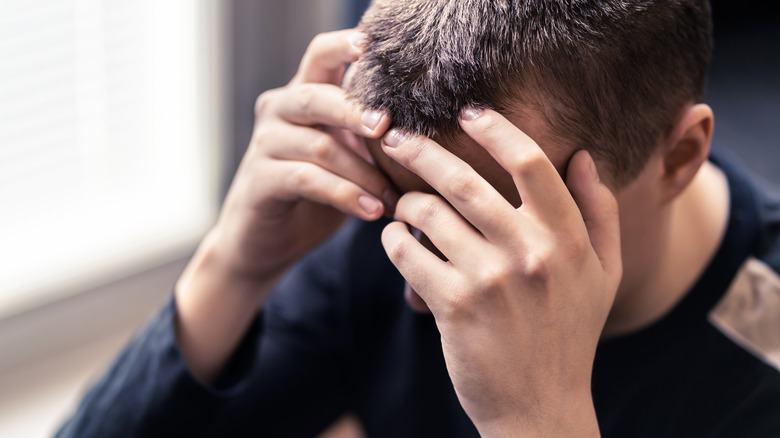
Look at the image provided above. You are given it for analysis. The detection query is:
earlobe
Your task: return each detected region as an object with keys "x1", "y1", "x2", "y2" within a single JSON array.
[{"x1": 660, "y1": 104, "x2": 714, "y2": 202}]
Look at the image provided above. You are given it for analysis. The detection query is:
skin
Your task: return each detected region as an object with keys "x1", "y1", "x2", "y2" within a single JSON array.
[
  {"x1": 175, "y1": 29, "x2": 396, "y2": 384},
  {"x1": 174, "y1": 29, "x2": 729, "y2": 437}
]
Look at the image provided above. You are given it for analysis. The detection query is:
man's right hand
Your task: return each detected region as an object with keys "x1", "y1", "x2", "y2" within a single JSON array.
[
  {"x1": 174, "y1": 29, "x2": 395, "y2": 383},
  {"x1": 216, "y1": 29, "x2": 395, "y2": 284}
]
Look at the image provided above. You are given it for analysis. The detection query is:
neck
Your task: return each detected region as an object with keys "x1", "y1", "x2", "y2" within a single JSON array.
[{"x1": 602, "y1": 161, "x2": 730, "y2": 338}]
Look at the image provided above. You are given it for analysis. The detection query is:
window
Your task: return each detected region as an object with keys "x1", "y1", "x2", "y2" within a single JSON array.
[{"x1": 0, "y1": 0, "x2": 223, "y2": 316}]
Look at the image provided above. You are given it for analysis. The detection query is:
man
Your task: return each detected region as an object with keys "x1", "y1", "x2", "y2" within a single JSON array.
[{"x1": 57, "y1": 0, "x2": 780, "y2": 436}]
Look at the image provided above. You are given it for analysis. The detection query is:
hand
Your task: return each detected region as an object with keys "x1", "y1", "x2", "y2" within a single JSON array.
[
  {"x1": 379, "y1": 108, "x2": 621, "y2": 437},
  {"x1": 213, "y1": 29, "x2": 397, "y2": 284},
  {"x1": 174, "y1": 30, "x2": 396, "y2": 382}
]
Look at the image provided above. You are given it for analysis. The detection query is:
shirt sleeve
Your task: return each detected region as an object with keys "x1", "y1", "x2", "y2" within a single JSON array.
[
  {"x1": 54, "y1": 292, "x2": 244, "y2": 437},
  {"x1": 54, "y1": 222, "x2": 361, "y2": 438}
]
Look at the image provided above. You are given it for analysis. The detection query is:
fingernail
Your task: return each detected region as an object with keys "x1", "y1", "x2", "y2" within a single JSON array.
[
  {"x1": 460, "y1": 106, "x2": 484, "y2": 121},
  {"x1": 358, "y1": 194, "x2": 382, "y2": 215},
  {"x1": 587, "y1": 151, "x2": 600, "y2": 182},
  {"x1": 362, "y1": 109, "x2": 383, "y2": 130},
  {"x1": 349, "y1": 32, "x2": 367, "y2": 50},
  {"x1": 383, "y1": 129, "x2": 407, "y2": 148}
]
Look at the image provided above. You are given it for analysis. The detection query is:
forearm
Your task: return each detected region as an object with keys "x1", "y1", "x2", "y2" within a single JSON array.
[{"x1": 174, "y1": 227, "x2": 278, "y2": 383}]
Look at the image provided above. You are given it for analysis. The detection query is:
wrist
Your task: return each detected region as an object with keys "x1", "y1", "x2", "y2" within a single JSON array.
[
  {"x1": 174, "y1": 227, "x2": 279, "y2": 382},
  {"x1": 477, "y1": 393, "x2": 600, "y2": 438},
  {"x1": 177, "y1": 226, "x2": 279, "y2": 301}
]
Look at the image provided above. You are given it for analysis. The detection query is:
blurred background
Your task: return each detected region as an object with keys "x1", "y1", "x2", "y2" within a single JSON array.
[{"x1": 0, "y1": 0, "x2": 776, "y2": 436}]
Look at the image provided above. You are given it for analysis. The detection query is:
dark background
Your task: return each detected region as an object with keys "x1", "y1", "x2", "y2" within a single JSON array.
[{"x1": 707, "y1": 0, "x2": 780, "y2": 185}]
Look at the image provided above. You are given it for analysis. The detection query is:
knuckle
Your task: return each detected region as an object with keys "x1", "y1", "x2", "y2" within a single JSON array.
[
  {"x1": 249, "y1": 127, "x2": 271, "y2": 151},
  {"x1": 309, "y1": 134, "x2": 332, "y2": 162},
  {"x1": 521, "y1": 251, "x2": 552, "y2": 285},
  {"x1": 399, "y1": 137, "x2": 425, "y2": 168},
  {"x1": 440, "y1": 292, "x2": 466, "y2": 316},
  {"x1": 440, "y1": 289, "x2": 478, "y2": 320},
  {"x1": 414, "y1": 195, "x2": 444, "y2": 227},
  {"x1": 296, "y1": 83, "x2": 317, "y2": 116},
  {"x1": 331, "y1": 179, "x2": 355, "y2": 204},
  {"x1": 447, "y1": 169, "x2": 480, "y2": 203},
  {"x1": 287, "y1": 164, "x2": 312, "y2": 189},
  {"x1": 383, "y1": 233, "x2": 409, "y2": 263},
  {"x1": 475, "y1": 262, "x2": 510, "y2": 293},
  {"x1": 308, "y1": 32, "x2": 328, "y2": 52},
  {"x1": 300, "y1": 34, "x2": 326, "y2": 63},
  {"x1": 511, "y1": 149, "x2": 548, "y2": 175},
  {"x1": 254, "y1": 90, "x2": 276, "y2": 117}
]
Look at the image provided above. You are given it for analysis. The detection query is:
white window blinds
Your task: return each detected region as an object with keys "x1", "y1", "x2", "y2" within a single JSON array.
[{"x1": 0, "y1": 0, "x2": 222, "y2": 316}]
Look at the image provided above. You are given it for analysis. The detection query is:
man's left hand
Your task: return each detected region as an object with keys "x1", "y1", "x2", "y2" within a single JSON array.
[{"x1": 380, "y1": 107, "x2": 622, "y2": 438}]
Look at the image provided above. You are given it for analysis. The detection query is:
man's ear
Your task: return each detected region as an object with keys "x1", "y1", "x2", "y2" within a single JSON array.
[{"x1": 659, "y1": 103, "x2": 714, "y2": 202}]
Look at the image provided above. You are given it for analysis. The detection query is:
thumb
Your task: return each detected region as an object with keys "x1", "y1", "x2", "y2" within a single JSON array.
[{"x1": 566, "y1": 150, "x2": 622, "y2": 283}]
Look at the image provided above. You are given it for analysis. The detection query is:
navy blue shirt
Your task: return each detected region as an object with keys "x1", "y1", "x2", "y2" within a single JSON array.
[{"x1": 56, "y1": 152, "x2": 780, "y2": 437}]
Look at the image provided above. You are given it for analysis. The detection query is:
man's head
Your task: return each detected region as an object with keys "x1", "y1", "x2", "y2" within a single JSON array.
[
  {"x1": 347, "y1": 0, "x2": 713, "y2": 187},
  {"x1": 347, "y1": 0, "x2": 719, "y2": 317}
]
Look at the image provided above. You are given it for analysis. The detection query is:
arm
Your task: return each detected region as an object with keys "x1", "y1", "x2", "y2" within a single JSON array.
[
  {"x1": 380, "y1": 108, "x2": 622, "y2": 437},
  {"x1": 55, "y1": 231, "x2": 360, "y2": 438},
  {"x1": 56, "y1": 29, "x2": 397, "y2": 437},
  {"x1": 175, "y1": 29, "x2": 395, "y2": 383}
]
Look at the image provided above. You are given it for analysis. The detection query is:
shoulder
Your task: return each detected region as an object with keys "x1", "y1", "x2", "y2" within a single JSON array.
[
  {"x1": 709, "y1": 256, "x2": 780, "y2": 372},
  {"x1": 752, "y1": 176, "x2": 780, "y2": 270},
  {"x1": 703, "y1": 152, "x2": 780, "y2": 435},
  {"x1": 707, "y1": 150, "x2": 780, "y2": 374},
  {"x1": 711, "y1": 148, "x2": 780, "y2": 270}
]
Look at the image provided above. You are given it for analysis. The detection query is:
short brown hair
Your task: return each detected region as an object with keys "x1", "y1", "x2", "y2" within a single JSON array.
[{"x1": 347, "y1": 0, "x2": 713, "y2": 185}]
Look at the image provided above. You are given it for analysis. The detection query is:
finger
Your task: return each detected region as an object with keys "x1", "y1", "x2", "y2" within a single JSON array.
[
  {"x1": 381, "y1": 130, "x2": 517, "y2": 241},
  {"x1": 274, "y1": 161, "x2": 385, "y2": 221},
  {"x1": 566, "y1": 150, "x2": 622, "y2": 283},
  {"x1": 393, "y1": 192, "x2": 486, "y2": 268},
  {"x1": 261, "y1": 123, "x2": 398, "y2": 213},
  {"x1": 381, "y1": 221, "x2": 456, "y2": 310},
  {"x1": 274, "y1": 83, "x2": 390, "y2": 138},
  {"x1": 292, "y1": 29, "x2": 366, "y2": 85},
  {"x1": 404, "y1": 228, "x2": 432, "y2": 313},
  {"x1": 458, "y1": 107, "x2": 579, "y2": 225}
]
